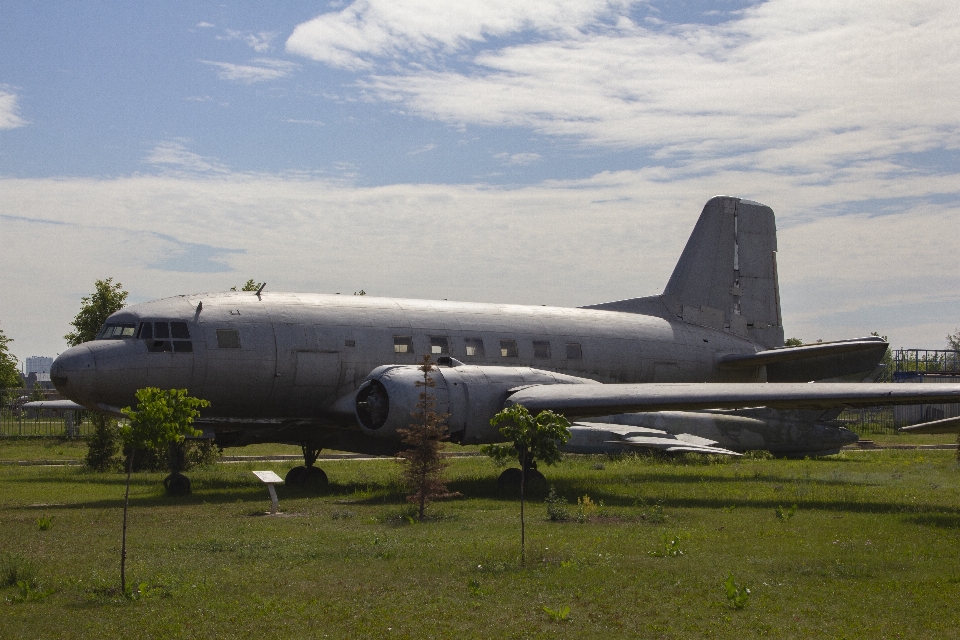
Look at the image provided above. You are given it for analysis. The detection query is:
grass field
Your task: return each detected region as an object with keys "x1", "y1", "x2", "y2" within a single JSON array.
[{"x1": 3, "y1": 449, "x2": 960, "y2": 638}]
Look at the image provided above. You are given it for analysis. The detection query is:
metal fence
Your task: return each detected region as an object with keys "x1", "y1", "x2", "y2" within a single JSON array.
[
  {"x1": 0, "y1": 388, "x2": 94, "y2": 438},
  {"x1": 831, "y1": 407, "x2": 896, "y2": 436}
]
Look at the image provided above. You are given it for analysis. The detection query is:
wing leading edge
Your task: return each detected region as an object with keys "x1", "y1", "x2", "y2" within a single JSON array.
[{"x1": 507, "y1": 382, "x2": 960, "y2": 419}]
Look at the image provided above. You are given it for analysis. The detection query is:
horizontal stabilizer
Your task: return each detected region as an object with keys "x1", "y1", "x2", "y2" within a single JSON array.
[
  {"x1": 21, "y1": 400, "x2": 87, "y2": 411},
  {"x1": 718, "y1": 337, "x2": 887, "y2": 369},
  {"x1": 508, "y1": 382, "x2": 960, "y2": 419},
  {"x1": 898, "y1": 416, "x2": 960, "y2": 434},
  {"x1": 567, "y1": 422, "x2": 741, "y2": 456}
]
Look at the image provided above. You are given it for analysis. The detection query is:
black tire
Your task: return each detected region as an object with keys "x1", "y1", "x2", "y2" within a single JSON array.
[
  {"x1": 304, "y1": 466, "x2": 328, "y2": 486},
  {"x1": 497, "y1": 467, "x2": 523, "y2": 489},
  {"x1": 164, "y1": 472, "x2": 192, "y2": 497},
  {"x1": 285, "y1": 466, "x2": 307, "y2": 485}
]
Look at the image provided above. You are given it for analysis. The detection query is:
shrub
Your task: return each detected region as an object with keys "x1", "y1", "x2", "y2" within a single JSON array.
[{"x1": 545, "y1": 486, "x2": 570, "y2": 521}]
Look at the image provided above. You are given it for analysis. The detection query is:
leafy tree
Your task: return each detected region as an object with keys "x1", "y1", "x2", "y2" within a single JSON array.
[
  {"x1": 784, "y1": 337, "x2": 803, "y2": 347},
  {"x1": 231, "y1": 279, "x2": 262, "y2": 292},
  {"x1": 64, "y1": 278, "x2": 128, "y2": 346},
  {"x1": 118, "y1": 388, "x2": 209, "y2": 595},
  {"x1": 66, "y1": 279, "x2": 129, "y2": 470},
  {"x1": 396, "y1": 355, "x2": 458, "y2": 520},
  {"x1": 486, "y1": 405, "x2": 571, "y2": 564},
  {"x1": 0, "y1": 327, "x2": 21, "y2": 391},
  {"x1": 947, "y1": 329, "x2": 960, "y2": 352}
]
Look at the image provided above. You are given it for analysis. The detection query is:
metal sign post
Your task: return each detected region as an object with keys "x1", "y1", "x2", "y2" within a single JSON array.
[{"x1": 252, "y1": 470, "x2": 284, "y2": 514}]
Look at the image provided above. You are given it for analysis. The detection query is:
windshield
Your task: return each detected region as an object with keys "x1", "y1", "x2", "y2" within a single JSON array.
[{"x1": 96, "y1": 323, "x2": 137, "y2": 339}]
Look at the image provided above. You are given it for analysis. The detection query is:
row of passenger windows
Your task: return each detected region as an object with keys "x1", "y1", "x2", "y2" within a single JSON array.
[{"x1": 394, "y1": 336, "x2": 582, "y2": 360}]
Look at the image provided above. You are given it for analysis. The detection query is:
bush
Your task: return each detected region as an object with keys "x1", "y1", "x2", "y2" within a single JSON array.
[{"x1": 545, "y1": 486, "x2": 570, "y2": 521}]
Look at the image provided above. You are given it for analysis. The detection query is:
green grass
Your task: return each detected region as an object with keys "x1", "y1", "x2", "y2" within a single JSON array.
[{"x1": 3, "y1": 451, "x2": 960, "y2": 637}]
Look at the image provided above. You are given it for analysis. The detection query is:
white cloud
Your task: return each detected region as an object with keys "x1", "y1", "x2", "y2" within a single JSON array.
[
  {"x1": 494, "y1": 151, "x2": 541, "y2": 165},
  {"x1": 3, "y1": 166, "x2": 960, "y2": 359},
  {"x1": 196, "y1": 22, "x2": 215, "y2": 28},
  {"x1": 408, "y1": 143, "x2": 437, "y2": 155},
  {"x1": 203, "y1": 58, "x2": 298, "y2": 83},
  {"x1": 286, "y1": 0, "x2": 622, "y2": 70},
  {"x1": 0, "y1": 89, "x2": 27, "y2": 129},
  {"x1": 289, "y1": 0, "x2": 960, "y2": 186},
  {"x1": 219, "y1": 29, "x2": 278, "y2": 52},
  {"x1": 144, "y1": 141, "x2": 229, "y2": 173}
]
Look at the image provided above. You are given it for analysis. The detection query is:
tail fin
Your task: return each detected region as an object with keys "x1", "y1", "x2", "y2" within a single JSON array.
[{"x1": 584, "y1": 196, "x2": 784, "y2": 349}]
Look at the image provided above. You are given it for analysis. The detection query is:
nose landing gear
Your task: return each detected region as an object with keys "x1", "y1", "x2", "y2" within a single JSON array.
[{"x1": 285, "y1": 444, "x2": 328, "y2": 487}]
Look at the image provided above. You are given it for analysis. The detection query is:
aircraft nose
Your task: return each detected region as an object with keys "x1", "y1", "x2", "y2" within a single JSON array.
[{"x1": 51, "y1": 345, "x2": 97, "y2": 406}]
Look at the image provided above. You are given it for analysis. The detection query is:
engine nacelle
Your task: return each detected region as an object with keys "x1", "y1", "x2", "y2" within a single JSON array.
[{"x1": 355, "y1": 359, "x2": 596, "y2": 444}]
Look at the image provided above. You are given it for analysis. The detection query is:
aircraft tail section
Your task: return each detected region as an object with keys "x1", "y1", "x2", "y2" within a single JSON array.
[{"x1": 584, "y1": 196, "x2": 784, "y2": 349}]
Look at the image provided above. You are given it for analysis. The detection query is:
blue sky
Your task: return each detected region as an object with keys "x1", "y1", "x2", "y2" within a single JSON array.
[{"x1": 2, "y1": 0, "x2": 959, "y2": 362}]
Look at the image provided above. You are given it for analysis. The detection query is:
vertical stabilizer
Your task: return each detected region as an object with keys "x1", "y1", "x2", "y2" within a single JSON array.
[
  {"x1": 581, "y1": 196, "x2": 784, "y2": 349},
  {"x1": 662, "y1": 196, "x2": 783, "y2": 348}
]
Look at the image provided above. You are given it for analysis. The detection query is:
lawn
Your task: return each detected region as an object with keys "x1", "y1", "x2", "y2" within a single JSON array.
[{"x1": 3, "y1": 449, "x2": 960, "y2": 638}]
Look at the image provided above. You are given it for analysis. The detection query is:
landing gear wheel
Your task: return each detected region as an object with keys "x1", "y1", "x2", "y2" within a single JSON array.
[
  {"x1": 164, "y1": 472, "x2": 192, "y2": 496},
  {"x1": 304, "y1": 466, "x2": 328, "y2": 486},
  {"x1": 497, "y1": 467, "x2": 547, "y2": 491},
  {"x1": 285, "y1": 466, "x2": 307, "y2": 485},
  {"x1": 497, "y1": 467, "x2": 523, "y2": 489},
  {"x1": 285, "y1": 465, "x2": 328, "y2": 487}
]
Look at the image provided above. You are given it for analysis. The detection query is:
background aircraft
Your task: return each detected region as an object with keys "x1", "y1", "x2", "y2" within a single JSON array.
[{"x1": 39, "y1": 196, "x2": 960, "y2": 486}]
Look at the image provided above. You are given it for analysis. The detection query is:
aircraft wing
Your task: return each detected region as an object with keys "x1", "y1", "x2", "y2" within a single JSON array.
[
  {"x1": 507, "y1": 382, "x2": 960, "y2": 419},
  {"x1": 22, "y1": 400, "x2": 87, "y2": 411},
  {"x1": 569, "y1": 422, "x2": 741, "y2": 456},
  {"x1": 897, "y1": 415, "x2": 960, "y2": 434}
]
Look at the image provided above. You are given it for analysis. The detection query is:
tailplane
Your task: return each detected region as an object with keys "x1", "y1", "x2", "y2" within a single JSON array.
[{"x1": 583, "y1": 196, "x2": 784, "y2": 349}]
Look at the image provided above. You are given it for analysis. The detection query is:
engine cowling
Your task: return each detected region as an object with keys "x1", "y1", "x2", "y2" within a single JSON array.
[{"x1": 355, "y1": 360, "x2": 596, "y2": 444}]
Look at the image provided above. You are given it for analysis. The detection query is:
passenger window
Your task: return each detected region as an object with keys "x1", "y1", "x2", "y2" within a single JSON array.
[
  {"x1": 565, "y1": 343, "x2": 582, "y2": 360},
  {"x1": 394, "y1": 336, "x2": 414, "y2": 354},
  {"x1": 465, "y1": 338, "x2": 485, "y2": 357},
  {"x1": 216, "y1": 329, "x2": 241, "y2": 349},
  {"x1": 500, "y1": 339, "x2": 518, "y2": 358},
  {"x1": 533, "y1": 340, "x2": 551, "y2": 359},
  {"x1": 344, "y1": 339, "x2": 356, "y2": 347},
  {"x1": 430, "y1": 337, "x2": 449, "y2": 355}
]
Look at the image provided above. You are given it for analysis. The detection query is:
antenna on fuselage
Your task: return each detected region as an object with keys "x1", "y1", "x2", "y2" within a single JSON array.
[{"x1": 255, "y1": 282, "x2": 266, "y2": 299}]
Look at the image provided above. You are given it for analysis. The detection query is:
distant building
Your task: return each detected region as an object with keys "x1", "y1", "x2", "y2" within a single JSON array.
[{"x1": 24, "y1": 356, "x2": 54, "y2": 388}]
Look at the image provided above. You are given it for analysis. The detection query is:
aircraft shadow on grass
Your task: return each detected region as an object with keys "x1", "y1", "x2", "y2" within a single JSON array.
[{"x1": 13, "y1": 470, "x2": 960, "y2": 525}]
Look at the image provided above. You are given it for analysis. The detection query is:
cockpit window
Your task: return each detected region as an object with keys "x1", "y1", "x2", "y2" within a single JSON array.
[
  {"x1": 97, "y1": 323, "x2": 137, "y2": 339},
  {"x1": 139, "y1": 321, "x2": 193, "y2": 353}
]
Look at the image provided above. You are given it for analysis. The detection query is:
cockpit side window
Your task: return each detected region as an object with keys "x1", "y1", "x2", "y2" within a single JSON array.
[
  {"x1": 96, "y1": 323, "x2": 137, "y2": 340},
  {"x1": 141, "y1": 321, "x2": 193, "y2": 353}
]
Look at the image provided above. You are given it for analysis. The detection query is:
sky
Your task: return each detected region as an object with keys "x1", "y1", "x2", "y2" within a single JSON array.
[{"x1": 1, "y1": 0, "x2": 959, "y2": 364}]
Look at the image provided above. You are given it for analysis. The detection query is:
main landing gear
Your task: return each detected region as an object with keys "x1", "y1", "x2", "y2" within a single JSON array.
[
  {"x1": 164, "y1": 441, "x2": 192, "y2": 497},
  {"x1": 497, "y1": 460, "x2": 546, "y2": 491},
  {"x1": 285, "y1": 444, "x2": 328, "y2": 487}
]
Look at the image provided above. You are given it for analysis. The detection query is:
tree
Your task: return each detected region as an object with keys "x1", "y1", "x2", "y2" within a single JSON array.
[
  {"x1": 231, "y1": 279, "x2": 262, "y2": 292},
  {"x1": 66, "y1": 279, "x2": 128, "y2": 471},
  {"x1": 118, "y1": 388, "x2": 209, "y2": 595},
  {"x1": 64, "y1": 278, "x2": 128, "y2": 346},
  {"x1": 947, "y1": 329, "x2": 960, "y2": 352},
  {"x1": 784, "y1": 337, "x2": 803, "y2": 347},
  {"x1": 0, "y1": 326, "x2": 21, "y2": 391},
  {"x1": 396, "y1": 355, "x2": 458, "y2": 520},
  {"x1": 486, "y1": 405, "x2": 571, "y2": 564}
]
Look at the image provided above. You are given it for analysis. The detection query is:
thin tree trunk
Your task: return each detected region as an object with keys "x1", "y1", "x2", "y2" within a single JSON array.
[
  {"x1": 121, "y1": 448, "x2": 133, "y2": 595},
  {"x1": 520, "y1": 447, "x2": 526, "y2": 565}
]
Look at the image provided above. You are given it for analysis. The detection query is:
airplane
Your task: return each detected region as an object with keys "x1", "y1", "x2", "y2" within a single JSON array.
[{"x1": 38, "y1": 196, "x2": 960, "y2": 491}]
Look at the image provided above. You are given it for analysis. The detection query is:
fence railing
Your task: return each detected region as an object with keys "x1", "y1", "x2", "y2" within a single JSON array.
[{"x1": 1, "y1": 388, "x2": 94, "y2": 438}]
